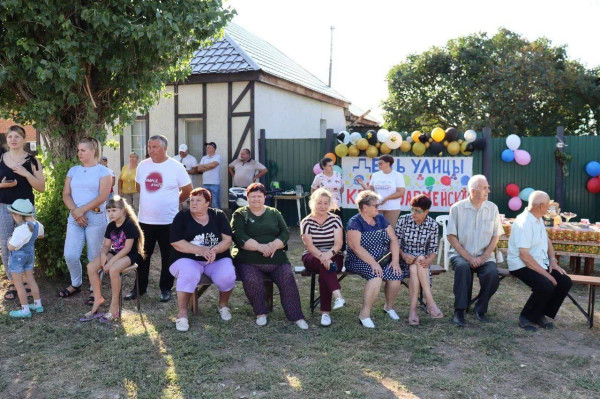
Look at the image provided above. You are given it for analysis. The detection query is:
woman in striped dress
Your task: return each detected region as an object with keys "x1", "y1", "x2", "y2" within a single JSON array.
[{"x1": 301, "y1": 188, "x2": 346, "y2": 326}]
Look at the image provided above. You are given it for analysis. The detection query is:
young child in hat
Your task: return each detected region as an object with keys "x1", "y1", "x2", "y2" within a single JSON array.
[{"x1": 7, "y1": 198, "x2": 45, "y2": 318}]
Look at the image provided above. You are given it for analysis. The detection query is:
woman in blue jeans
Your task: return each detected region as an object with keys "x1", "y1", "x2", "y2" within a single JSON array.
[{"x1": 60, "y1": 137, "x2": 112, "y2": 297}]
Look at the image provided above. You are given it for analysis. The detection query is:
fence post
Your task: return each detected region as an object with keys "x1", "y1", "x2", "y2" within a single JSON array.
[
  {"x1": 259, "y1": 129, "x2": 267, "y2": 185},
  {"x1": 325, "y1": 128, "x2": 335, "y2": 153},
  {"x1": 482, "y1": 127, "x2": 492, "y2": 182},
  {"x1": 555, "y1": 126, "x2": 565, "y2": 207}
]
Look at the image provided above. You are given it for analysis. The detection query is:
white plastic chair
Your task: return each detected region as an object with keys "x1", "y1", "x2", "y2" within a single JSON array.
[{"x1": 435, "y1": 215, "x2": 450, "y2": 271}]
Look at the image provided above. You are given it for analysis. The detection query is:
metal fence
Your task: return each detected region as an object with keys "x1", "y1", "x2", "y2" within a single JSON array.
[{"x1": 264, "y1": 133, "x2": 599, "y2": 226}]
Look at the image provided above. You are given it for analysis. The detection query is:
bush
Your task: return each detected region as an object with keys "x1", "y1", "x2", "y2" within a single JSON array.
[{"x1": 35, "y1": 155, "x2": 77, "y2": 277}]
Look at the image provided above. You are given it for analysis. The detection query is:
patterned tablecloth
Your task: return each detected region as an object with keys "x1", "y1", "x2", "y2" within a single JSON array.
[{"x1": 497, "y1": 223, "x2": 600, "y2": 258}]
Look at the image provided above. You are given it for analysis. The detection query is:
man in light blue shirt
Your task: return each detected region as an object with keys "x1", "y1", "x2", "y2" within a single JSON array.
[{"x1": 507, "y1": 190, "x2": 571, "y2": 331}]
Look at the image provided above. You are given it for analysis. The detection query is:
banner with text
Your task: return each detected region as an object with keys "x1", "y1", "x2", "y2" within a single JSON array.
[{"x1": 340, "y1": 156, "x2": 473, "y2": 212}]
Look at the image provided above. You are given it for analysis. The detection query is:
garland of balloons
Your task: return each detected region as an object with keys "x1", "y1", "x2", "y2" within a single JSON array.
[
  {"x1": 505, "y1": 183, "x2": 535, "y2": 211},
  {"x1": 585, "y1": 161, "x2": 600, "y2": 194},
  {"x1": 334, "y1": 127, "x2": 486, "y2": 159}
]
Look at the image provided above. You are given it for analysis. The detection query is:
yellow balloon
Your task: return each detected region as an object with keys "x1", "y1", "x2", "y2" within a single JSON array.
[
  {"x1": 411, "y1": 131, "x2": 422, "y2": 143},
  {"x1": 334, "y1": 144, "x2": 349, "y2": 158},
  {"x1": 356, "y1": 138, "x2": 369, "y2": 150},
  {"x1": 425, "y1": 142, "x2": 430, "y2": 148},
  {"x1": 460, "y1": 141, "x2": 472, "y2": 155},
  {"x1": 432, "y1": 127, "x2": 445, "y2": 142},
  {"x1": 348, "y1": 145, "x2": 360, "y2": 157},
  {"x1": 447, "y1": 141, "x2": 460, "y2": 155},
  {"x1": 375, "y1": 142, "x2": 381, "y2": 148},
  {"x1": 400, "y1": 141, "x2": 412, "y2": 153},
  {"x1": 380, "y1": 143, "x2": 392, "y2": 154},
  {"x1": 443, "y1": 140, "x2": 449, "y2": 147},
  {"x1": 412, "y1": 142, "x2": 426, "y2": 156},
  {"x1": 366, "y1": 145, "x2": 379, "y2": 158}
]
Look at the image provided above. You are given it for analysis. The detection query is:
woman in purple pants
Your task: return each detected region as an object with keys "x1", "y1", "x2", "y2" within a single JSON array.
[{"x1": 169, "y1": 188, "x2": 236, "y2": 332}]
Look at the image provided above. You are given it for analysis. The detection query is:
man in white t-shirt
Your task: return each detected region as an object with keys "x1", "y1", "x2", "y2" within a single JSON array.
[
  {"x1": 173, "y1": 144, "x2": 200, "y2": 188},
  {"x1": 126, "y1": 135, "x2": 192, "y2": 303},
  {"x1": 197, "y1": 141, "x2": 222, "y2": 208}
]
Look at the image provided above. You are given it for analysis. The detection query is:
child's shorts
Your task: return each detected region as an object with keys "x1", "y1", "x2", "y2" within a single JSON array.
[{"x1": 8, "y1": 250, "x2": 35, "y2": 274}]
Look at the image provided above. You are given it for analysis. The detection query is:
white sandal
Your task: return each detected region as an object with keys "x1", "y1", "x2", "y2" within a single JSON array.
[{"x1": 176, "y1": 318, "x2": 189, "y2": 332}]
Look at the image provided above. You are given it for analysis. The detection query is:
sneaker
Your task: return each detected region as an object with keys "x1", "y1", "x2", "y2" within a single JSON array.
[
  {"x1": 321, "y1": 314, "x2": 332, "y2": 326},
  {"x1": 295, "y1": 319, "x2": 309, "y2": 330},
  {"x1": 175, "y1": 318, "x2": 189, "y2": 332},
  {"x1": 359, "y1": 317, "x2": 375, "y2": 328},
  {"x1": 333, "y1": 297, "x2": 346, "y2": 310},
  {"x1": 256, "y1": 315, "x2": 267, "y2": 326},
  {"x1": 518, "y1": 315, "x2": 538, "y2": 331},
  {"x1": 9, "y1": 309, "x2": 32, "y2": 318},
  {"x1": 218, "y1": 306, "x2": 232, "y2": 321},
  {"x1": 383, "y1": 307, "x2": 400, "y2": 320},
  {"x1": 159, "y1": 290, "x2": 172, "y2": 303},
  {"x1": 29, "y1": 304, "x2": 44, "y2": 313}
]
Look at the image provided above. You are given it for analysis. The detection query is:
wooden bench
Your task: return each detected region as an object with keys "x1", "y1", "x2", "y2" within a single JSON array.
[
  {"x1": 469, "y1": 267, "x2": 600, "y2": 328},
  {"x1": 295, "y1": 264, "x2": 447, "y2": 314},
  {"x1": 189, "y1": 274, "x2": 273, "y2": 316}
]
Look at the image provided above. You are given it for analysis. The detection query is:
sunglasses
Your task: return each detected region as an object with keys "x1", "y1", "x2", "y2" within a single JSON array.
[{"x1": 410, "y1": 207, "x2": 426, "y2": 214}]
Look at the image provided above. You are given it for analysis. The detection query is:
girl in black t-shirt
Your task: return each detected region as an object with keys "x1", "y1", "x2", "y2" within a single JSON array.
[{"x1": 80, "y1": 196, "x2": 144, "y2": 323}]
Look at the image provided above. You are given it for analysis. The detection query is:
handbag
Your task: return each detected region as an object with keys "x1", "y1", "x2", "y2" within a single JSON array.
[{"x1": 377, "y1": 252, "x2": 392, "y2": 268}]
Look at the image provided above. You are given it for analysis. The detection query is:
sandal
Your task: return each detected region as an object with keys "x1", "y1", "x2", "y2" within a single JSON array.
[
  {"x1": 79, "y1": 311, "x2": 104, "y2": 322},
  {"x1": 98, "y1": 312, "x2": 119, "y2": 323},
  {"x1": 58, "y1": 285, "x2": 82, "y2": 298},
  {"x1": 4, "y1": 285, "x2": 17, "y2": 300},
  {"x1": 408, "y1": 312, "x2": 420, "y2": 326},
  {"x1": 427, "y1": 305, "x2": 444, "y2": 319},
  {"x1": 85, "y1": 295, "x2": 95, "y2": 306}
]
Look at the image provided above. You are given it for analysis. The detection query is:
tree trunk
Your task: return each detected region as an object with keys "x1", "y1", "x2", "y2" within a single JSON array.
[{"x1": 39, "y1": 127, "x2": 82, "y2": 161}]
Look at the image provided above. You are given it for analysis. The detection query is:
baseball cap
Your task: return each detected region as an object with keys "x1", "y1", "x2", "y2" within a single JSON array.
[
  {"x1": 179, "y1": 144, "x2": 188, "y2": 152},
  {"x1": 101, "y1": 156, "x2": 108, "y2": 161},
  {"x1": 205, "y1": 142, "x2": 217, "y2": 149}
]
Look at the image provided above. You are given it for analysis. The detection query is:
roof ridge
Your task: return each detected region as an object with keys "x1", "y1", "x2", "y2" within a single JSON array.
[{"x1": 224, "y1": 32, "x2": 260, "y2": 71}]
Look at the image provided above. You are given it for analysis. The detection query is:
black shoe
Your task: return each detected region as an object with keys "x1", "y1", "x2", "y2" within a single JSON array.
[
  {"x1": 474, "y1": 311, "x2": 489, "y2": 323},
  {"x1": 536, "y1": 316, "x2": 554, "y2": 329},
  {"x1": 159, "y1": 290, "x2": 172, "y2": 302},
  {"x1": 518, "y1": 315, "x2": 538, "y2": 331},
  {"x1": 124, "y1": 291, "x2": 138, "y2": 301},
  {"x1": 452, "y1": 310, "x2": 465, "y2": 327}
]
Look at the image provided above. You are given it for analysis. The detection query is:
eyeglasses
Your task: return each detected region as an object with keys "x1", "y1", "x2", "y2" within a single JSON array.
[
  {"x1": 368, "y1": 203, "x2": 380, "y2": 209},
  {"x1": 411, "y1": 207, "x2": 426, "y2": 214}
]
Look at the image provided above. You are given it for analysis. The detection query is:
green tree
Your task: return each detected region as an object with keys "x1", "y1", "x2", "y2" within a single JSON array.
[
  {"x1": 0, "y1": 0, "x2": 233, "y2": 274},
  {"x1": 383, "y1": 29, "x2": 600, "y2": 136}
]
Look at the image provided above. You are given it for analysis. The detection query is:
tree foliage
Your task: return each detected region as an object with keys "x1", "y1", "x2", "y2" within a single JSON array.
[
  {"x1": 0, "y1": 0, "x2": 233, "y2": 275},
  {"x1": 0, "y1": 0, "x2": 233, "y2": 158},
  {"x1": 383, "y1": 29, "x2": 600, "y2": 136}
]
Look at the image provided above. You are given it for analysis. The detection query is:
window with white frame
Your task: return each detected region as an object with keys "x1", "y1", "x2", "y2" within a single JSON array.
[{"x1": 131, "y1": 119, "x2": 146, "y2": 158}]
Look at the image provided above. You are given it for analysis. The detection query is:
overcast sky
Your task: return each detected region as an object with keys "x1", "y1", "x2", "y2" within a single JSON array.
[{"x1": 226, "y1": 0, "x2": 600, "y2": 120}]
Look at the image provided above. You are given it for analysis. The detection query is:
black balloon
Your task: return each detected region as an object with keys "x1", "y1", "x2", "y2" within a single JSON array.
[
  {"x1": 445, "y1": 127, "x2": 459, "y2": 142},
  {"x1": 429, "y1": 141, "x2": 444, "y2": 155},
  {"x1": 466, "y1": 143, "x2": 474, "y2": 152},
  {"x1": 336, "y1": 132, "x2": 346, "y2": 143},
  {"x1": 366, "y1": 130, "x2": 378, "y2": 145},
  {"x1": 471, "y1": 138, "x2": 486, "y2": 150},
  {"x1": 418, "y1": 133, "x2": 429, "y2": 143}
]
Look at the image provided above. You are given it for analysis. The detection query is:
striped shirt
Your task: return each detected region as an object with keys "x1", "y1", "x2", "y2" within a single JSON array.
[{"x1": 301, "y1": 213, "x2": 343, "y2": 255}]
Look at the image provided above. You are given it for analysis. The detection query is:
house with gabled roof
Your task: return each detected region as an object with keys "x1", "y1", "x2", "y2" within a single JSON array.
[{"x1": 105, "y1": 23, "x2": 350, "y2": 206}]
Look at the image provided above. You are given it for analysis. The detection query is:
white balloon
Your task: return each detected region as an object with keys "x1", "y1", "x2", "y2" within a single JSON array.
[
  {"x1": 506, "y1": 134, "x2": 521, "y2": 151},
  {"x1": 377, "y1": 129, "x2": 390, "y2": 143},
  {"x1": 385, "y1": 131, "x2": 403, "y2": 149},
  {"x1": 464, "y1": 130, "x2": 477, "y2": 143},
  {"x1": 349, "y1": 132, "x2": 362, "y2": 145}
]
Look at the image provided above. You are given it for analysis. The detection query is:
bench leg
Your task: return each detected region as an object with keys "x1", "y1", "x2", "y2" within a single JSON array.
[
  {"x1": 192, "y1": 285, "x2": 210, "y2": 316},
  {"x1": 309, "y1": 274, "x2": 317, "y2": 314},
  {"x1": 264, "y1": 280, "x2": 274, "y2": 312},
  {"x1": 584, "y1": 258, "x2": 594, "y2": 276},
  {"x1": 135, "y1": 269, "x2": 140, "y2": 311},
  {"x1": 588, "y1": 286, "x2": 596, "y2": 328}
]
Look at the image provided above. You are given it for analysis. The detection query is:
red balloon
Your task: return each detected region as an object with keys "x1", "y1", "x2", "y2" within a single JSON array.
[
  {"x1": 587, "y1": 177, "x2": 600, "y2": 194},
  {"x1": 441, "y1": 176, "x2": 451, "y2": 186},
  {"x1": 505, "y1": 183, "x2": 520, "y2": 197}
]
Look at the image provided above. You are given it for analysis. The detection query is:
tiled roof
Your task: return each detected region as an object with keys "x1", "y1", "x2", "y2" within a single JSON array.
[{"x1": 190, "y1": 23, "x2": 348, "y2": 103}]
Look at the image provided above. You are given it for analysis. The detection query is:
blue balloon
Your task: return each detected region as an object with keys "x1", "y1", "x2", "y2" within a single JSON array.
[
  {"x1": 519, "y1": 187, "x2": 535, "y2": 202},
  {"x1": 585, "y1": 161, "x2": 600, "y2": 177},
  {"x1": 461, "y1": 175, "x2": 470, "y2": 186},
  {"x1": 501, "y1": 149, "x2": 515, "y2": 163}
]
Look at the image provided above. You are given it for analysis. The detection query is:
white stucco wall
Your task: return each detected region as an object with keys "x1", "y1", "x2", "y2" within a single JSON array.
[
  {"x1": 254, "y1": 82, "x2": 346, "y2": 139},
  {"x1": 205, "y1": 83, "x2": 229, "y2": 206}
]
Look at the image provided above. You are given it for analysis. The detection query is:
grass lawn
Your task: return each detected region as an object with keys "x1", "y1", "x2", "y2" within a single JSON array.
[{"x1": 1, "y1": 227, "x2": 599, "y2": 398}]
